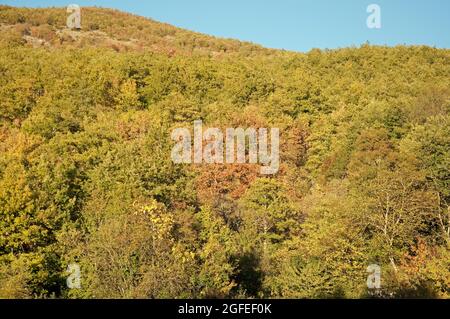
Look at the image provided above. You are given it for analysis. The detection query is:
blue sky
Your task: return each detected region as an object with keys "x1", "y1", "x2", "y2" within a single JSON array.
[{"x1": 1, "y1": 0, "x2": 449, "y2": 52}]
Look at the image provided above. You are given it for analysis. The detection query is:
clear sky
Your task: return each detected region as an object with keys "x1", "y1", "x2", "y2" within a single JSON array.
[{"x1": 1, "y1": 0, "x2": 449, "y2": 52}]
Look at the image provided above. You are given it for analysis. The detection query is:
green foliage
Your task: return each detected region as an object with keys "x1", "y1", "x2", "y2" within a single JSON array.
[{"x1": 0, "y1": 6, "x2": 449, "y2": 299}]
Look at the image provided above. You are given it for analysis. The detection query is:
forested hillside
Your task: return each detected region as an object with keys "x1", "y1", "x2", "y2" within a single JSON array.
[{"x1": 0, "y1": 6, "x2": 449, "y2": 299}]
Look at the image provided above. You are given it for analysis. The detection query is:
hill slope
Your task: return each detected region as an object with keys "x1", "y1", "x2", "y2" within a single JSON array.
[
  {"x1": 0, "y1": 6, "x2": 449, "y2": 299},
  {"x1": 0, "y1": 5, "x2": 277, "y2": 56}
]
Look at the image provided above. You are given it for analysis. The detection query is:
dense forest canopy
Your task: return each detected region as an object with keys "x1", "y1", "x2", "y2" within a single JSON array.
[{"x1": 0, "y1": 6, "x2": 449, "y2": 298}]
